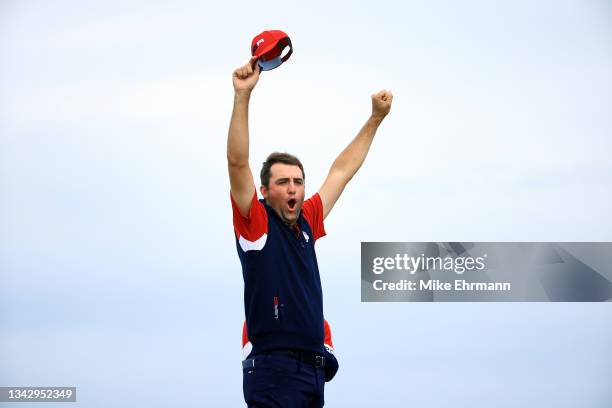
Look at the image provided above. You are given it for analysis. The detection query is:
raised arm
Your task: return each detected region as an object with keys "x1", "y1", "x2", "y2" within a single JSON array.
[
  {"x1": 318, "y1": 90, "x2": 393, "y2": 219},
  {"x1": 227, "y1": 57, "x2": 260, "y2": 217}
]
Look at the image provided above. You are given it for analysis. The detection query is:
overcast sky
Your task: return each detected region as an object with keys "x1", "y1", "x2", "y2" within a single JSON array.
[{"x1": 1, "y1": 0, "x2": 611, "y2": 407}]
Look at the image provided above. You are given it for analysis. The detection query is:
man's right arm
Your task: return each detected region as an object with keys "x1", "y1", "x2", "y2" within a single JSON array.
[{"x1": 227, "y1": 57, "x2": 261, "y2": 217}]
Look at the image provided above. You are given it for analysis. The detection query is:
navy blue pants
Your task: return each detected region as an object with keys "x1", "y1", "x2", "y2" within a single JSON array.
[{"x1": 243, "y1": 351, "x2": 325, "y2": 407}]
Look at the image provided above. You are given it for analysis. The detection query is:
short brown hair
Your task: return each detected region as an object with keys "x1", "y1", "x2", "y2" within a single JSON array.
[{"x1": 260, "y1": 152, "x2": 305, "y2": 188}]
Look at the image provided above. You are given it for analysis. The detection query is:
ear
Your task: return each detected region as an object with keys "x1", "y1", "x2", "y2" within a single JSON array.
[{"x1": 260, "y1": 185, "x2": 268, "y2": 199}]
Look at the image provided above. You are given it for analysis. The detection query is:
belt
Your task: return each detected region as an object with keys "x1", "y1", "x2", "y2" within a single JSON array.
[{"x1": 243, "y1": 349, "x2": 326, "y2": 369}]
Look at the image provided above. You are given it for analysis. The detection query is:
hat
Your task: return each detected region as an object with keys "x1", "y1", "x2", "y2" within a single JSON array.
[
  {"x1": 251, "y1": 30, "x2": 293, "y2": 71},
  {"x1": 323, "y1": 345, "x2": 339, "y2": 382}
]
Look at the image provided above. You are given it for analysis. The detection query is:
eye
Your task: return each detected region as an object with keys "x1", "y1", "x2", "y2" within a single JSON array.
[{"x1": 295, "y1": 179, "x2": 304, "y2": 185}]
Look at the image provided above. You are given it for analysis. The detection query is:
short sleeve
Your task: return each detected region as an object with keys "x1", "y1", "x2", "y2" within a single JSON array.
[
  {"x1": 301, "y1": 193, "x2": 326, "y2": 241},
  {"x1": 230, "y1": 190, "x2": 268, "y2": 251}
]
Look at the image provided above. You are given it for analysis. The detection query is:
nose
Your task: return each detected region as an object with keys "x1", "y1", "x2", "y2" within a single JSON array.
[{"x1": 287, "y1": 180, "x2": 297, "y2": 194}]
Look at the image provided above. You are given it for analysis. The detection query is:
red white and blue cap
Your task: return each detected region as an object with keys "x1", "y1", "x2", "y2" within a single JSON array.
[{"x1": 251, "y1": 30, "x2": 293, "y2": 71}]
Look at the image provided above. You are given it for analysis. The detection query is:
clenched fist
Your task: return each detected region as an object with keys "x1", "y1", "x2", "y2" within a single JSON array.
[
  {"x1": 371, "y1": 90, "x2": 393, "y2": 120},
  {"x1": 232, "y1": 56, "x2": 260, "y2": 94}
]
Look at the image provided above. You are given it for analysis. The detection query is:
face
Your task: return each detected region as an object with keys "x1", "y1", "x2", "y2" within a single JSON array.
[{"x1": 260, "y1": 163, "x2": 305, "y2": 226}]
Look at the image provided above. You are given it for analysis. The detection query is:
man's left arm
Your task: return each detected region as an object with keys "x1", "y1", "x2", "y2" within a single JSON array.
[{"x1": 318, "y1": 90, "x2": 393, "y2": 219}]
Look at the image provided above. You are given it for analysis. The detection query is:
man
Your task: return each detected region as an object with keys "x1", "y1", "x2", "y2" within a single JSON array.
[
  {"x1": 228, "y1": 56, "x2": 392, "y2": 407},
  {"x1": 241, "y1": 319, "x2": 339, "y2": 383}
]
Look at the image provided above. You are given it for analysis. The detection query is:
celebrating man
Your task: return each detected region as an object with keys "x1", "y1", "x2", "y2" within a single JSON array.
[{"x1": 228, "y1": 56, "x2": 392, "y2": 407}]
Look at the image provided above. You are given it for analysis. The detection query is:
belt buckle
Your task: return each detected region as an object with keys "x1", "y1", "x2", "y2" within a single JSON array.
[{"x1": 314, "y1": 355, "x2": 325, "y2": 368}]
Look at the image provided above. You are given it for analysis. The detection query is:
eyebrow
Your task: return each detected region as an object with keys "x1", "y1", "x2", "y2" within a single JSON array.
[{"x1": 275, "y1": 177, "x2": 304, "y2": 183}]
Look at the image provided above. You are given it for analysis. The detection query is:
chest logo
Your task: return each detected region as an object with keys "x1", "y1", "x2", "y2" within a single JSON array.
[{"x1": 302, "y1": 231, "x2": 310, "y2": 243}]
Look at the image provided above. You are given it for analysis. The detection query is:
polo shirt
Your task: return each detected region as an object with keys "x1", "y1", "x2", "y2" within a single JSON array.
[{"x1": 231, "y1": 190, "x2": 326, "y2": 356}]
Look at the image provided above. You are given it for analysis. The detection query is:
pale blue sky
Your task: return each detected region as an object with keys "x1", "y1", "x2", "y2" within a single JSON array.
[{"x1": 1, "y1": 0, "x2": 611, "y2": 407}]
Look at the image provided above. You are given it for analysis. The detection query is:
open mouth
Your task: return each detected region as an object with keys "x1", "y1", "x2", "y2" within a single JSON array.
[{"x1": 287, "y1": 198, "x2": 297, "y2": 211}]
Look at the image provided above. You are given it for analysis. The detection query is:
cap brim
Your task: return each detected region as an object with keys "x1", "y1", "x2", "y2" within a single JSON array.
[{"x1": 258, "y1": 57, "x2": 283, "y2": 71}]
